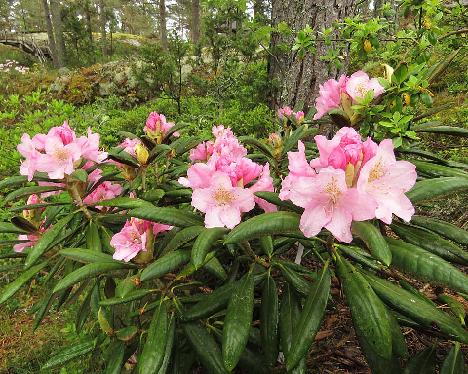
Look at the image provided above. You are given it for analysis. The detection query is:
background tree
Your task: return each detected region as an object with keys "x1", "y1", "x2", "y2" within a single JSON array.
[
  {"x1": 50, "y1": 0, "x2": 65, "y2": 67},
  {"x1": 41, "y1": 0, "x2": 59, "y2": 67}
]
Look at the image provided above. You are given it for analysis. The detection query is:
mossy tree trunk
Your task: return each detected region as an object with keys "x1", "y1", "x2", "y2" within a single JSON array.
[
  {"x1": 50, "y1": 0, "x2": 65, "y2": 67},
  {"x1": 160, "y1": 0, "x2": 168, "y2": 49},
  {"x1": 268, "y1": 0, "x2": 355, "y2": 111},
  {"x1": 191, "y1": 0, "x2": 201, "y2": 43},
  {"x1": 41, "y1": 0, "x2": 59, "y2": 68}
]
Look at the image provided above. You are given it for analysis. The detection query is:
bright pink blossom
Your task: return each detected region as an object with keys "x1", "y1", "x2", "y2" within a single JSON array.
[
  {"x1": 357, "y1": 139, "x2": 417, "y2": 224},
  {"x1": 295, "y1": 111, "x2": 305, "y2": 123},
  {"x1": 145, "y1": 112, "x2": 179, "y2": 139},
  {"x1": 189, "y1": 141, "x2": 214, "y2": 162},
  {"x1": 13, "y1": 222, "x2": 48, "y2": 253},
  {"x1": 191, "y1": 172, "x2": 255, "y2": 228},
  {"x1": 313, "y1": 75, "x2": 347, "y2": 120},
  {"x1": 345, "y1": 71, "x2": 385, "y2": 102},
  {"x1": 277, "y1": 106, "x2": 293, "y2": 120}
]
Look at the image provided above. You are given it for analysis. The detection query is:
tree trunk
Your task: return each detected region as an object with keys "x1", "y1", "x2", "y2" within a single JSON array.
[
  {"x1": 159, "y1": 0, "x2": 168, "y2": 49},
  {"x1": 84, "y1": 0, "x2": 93, "y2": 45},
  {"x1": 41, "y1": 0, "x2": 59, "y2": 67},
  {"x1": 373, "y1": 0, "x2": 383, "y2": 17},
  {"x1": 191, "y1": 0, "x2": 200, "y2": 43},
  {"x1": 268, "y1": 0, "x2": 355, "y2": 111},
  {"x1": 99, "y1": 0, "x2": 107, "y2": 55},
  {"x1": 50, "y1": 0, "x2": 65, "y2": 67},
  {"x1": 253, "y1": 0, "x2": 265, "y2": 22}
]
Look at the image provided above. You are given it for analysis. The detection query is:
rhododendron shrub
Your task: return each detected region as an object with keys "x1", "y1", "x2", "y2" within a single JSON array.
[{"x1": 1, "y1": 101, "x2": 467, "y2": 374}]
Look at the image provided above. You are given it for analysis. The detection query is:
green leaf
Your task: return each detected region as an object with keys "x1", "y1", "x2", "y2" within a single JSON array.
[
  {"x1": 362, "y1": 271, "x2": 468, "y2": 344},
  {"x1": 390, "y1": 222, "x2": 467, "y2": 264},
  {"x1": 410, "y1": 215, "x2": 468, "y2": 245},
  {"x1": 222, "y1": 271, "x2": 255, "y2": 371},
  {"x1": 33, "y1": 291, "x2": 55, "y2": 331},
  {"x1": 104, "y1": 341, "x2": 126, "y2": 374},
  {"x1": 336, "y1": 257, "x2": 392, "y2": 360},
  {"x1": 276, "y1": 262, "x2": 312, "y2": 296},
  {"x1": 388, "y1": 310, "x2": 408, "y2": 358},
  {"x1": 403, "y1": 347, "x2": 436, "y2": 374},
  {"x1": 253, "y1": 191, "x2": 304, "y2": 213},
  {"x1": 157, "y1": 315, "x2": 175, "y2": 374},
  {"x1": 140, "y1": 250, "x2": 190, "y2": 282},
  {"x1": 183, "y1": 282, "x2": 236, "y2": 321},
  {"x1": 238, "y1": 136, "x2": 275, "y2": 159},
  {"x1": 161, "y1": 226, "x2": 204, "y2": 255},
  {"x1": 115, "y1": 325, "x2": 138, "y2": 342},
  {"x1": 0, "y1": 222, "x2": 28, "y2": 234},
  {"x1": 59, "y1": 248, "x2": 126, "y2": 264},
  {"x1": 100, "y1": 289, "x2": 153, "y2": 306},
  {"x1": 440, "y1": 343, "x2": 464, "y2": 374},
  {"x1": 192, "y1": 228, "x2": 226, "y2": 269},
  {"x1": 129, "y1": 206, "x2": 203, "y2": 227},
  {"x1": 95, "y1": 197, "x2": 152, "y2": 209},
  {"x1": 415, "y1": 125, "x2": 468, "y2": 137},
  {"x1": 279, "y1": 284, "x2": 306, "y2": 373},
  {"x1": 407, "y1": 177, "x2": 468, "y2": 203},
  {"x1": 41, "y1": 339, "x2": 96, "y2": 369},
  {"x1": 0, "y1": 175, "x2": 27, "y2": 190},
  {"x1": 184, "y1": 323, "x2": 227, "y2": 374},
  {"x1": 86, "y1": 222, "x2": 102, "y2": 252},
  {"x1": 25, "y1": 213, "x2": 76, "y2": 269},
  {"x1": 260, "y1": 275, "x2": 279, "y2": 367},
  {"x1": 386, "y1": 237, "x2": 468, "y2": 294},
  {"x1": 258, "y1": 236, "x2": 274, "y2": 258},
  {"x1": 352, "y1": 221, "x2": 392, "y2": 266},
  {"x1": 138, "y1": 300, "x2": 168, "y2": 374},
  {"x1": 437, "y1": 294, "x2": 466, "y2": 325},
  {"x1": 4, "y1": 185, "x2": 63, "y2": 203},
  {"x1": 98, "y1": 306, "x2": 114, "y2": 335},
  {"x1": 142, "y1": 189, "x2": 166, "y2": 202},
  {"x1": 411, "y1": 160, "x2": 468, "y2": 178},
  {"x1": 53, "y1": 262, "x2": 134, "y2": 294},
  {"x1": 0, "y1": 261, "x2": 48, "y2": 305},
  {"x1": 225, "y1": 212, "x2": 301, "y2": 244},
  {"x1": 286, "y1": 265, "x2": 331, "y2": 371},
  {"x1": 203, "y1": 256, "x2": 228, "y2": 281},
  {"x1": 282, "y1": 125, "x2": 306, "y2": 154}
]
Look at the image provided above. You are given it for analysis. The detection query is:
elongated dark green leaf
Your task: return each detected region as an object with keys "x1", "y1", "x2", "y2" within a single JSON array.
[
  {"x1": 33, "y1": 291, "x2": 55, "y2": 330},
  {"x1": 407, "y1": 177, "x2": 468, "y2": 203},
  {"x1": 11, "y1": 216, "x2": 40, "y2": 233},
  {"x1": 192, "y1": 228, "x2": 226, "y2": 268},
  {"x1": 53, "y1": 262, "x2": 134, "y2": 294},
  {"x1": 286, "y1": 265, "x2": 331, "y2": 371},
  {"x1": 411, "y1": 160, "x2": 468, "y2": 178},
  {"x1": 41, "y1": 339, "x2": 96, "y2": 369},
  {"x1": 415, "y1": 125, "x2": 468, "y2": 137},
  {"x1": 352, "y1": 221, "x2": 392, "y2": 266},
  {"x1": 437, "y1": 294, "x2": 466, "y2": 325},
  {"x1": 0, "y1": 175, "x2": 27, "y2": 190},
  {"x1": 253, "y1": 191, "x2": 304, "y2": 213},
  {"x1": 25, "y1": 213, "x2": 76, "y2": 269},
  {"x1": 337, "y1": 244, "x2": 384, "y2": 271},
  {"x1": 140, "y1": 250, "x2": 190, "y2": 281},
  {"x1": 391, "y1": 222, "x2": 468, "y2": 264},
  {"x1": 4, "y1": 185, "x2": 63, "y2": 203},
  {"x1": 258, "y1": 236, "x2": 274, "y2": 258},
  {"x1": 386, "y1": 237, "x2": 468, "y2": 294},
  {"x1": 59, "y1": 248, "x2": 121, "y2": 264},
  {"x1": 162, "y1": 226, "x2": 204, "y2": 255},
  {"x1": 95, "y1": 197, "x2": 152, "y2": 209},
  {"x1": 138, "y1": 301, "x2": 168, "y2": 374},
  {"x1": 222, "y1": 271, "x2": 255, "y2": 371},
  {"x1": 183, "y1": 282, "x2": 235, "y2": 321},
  {"x1": 337, "y1": 257, "x2": 392, "y2": 359},
  {"x1": 204, "y1": 256, "x2": 228, "y2": 281},
  {"x1": 184, "y1": 323, "x2": 227, "y2": 374},
  {"x1": 157, "y1": 315, "x2": 175, "y2": 374},
  {"x1": 282, "y1": 126, "x2": 306, "y2": 154},
  {"x1": 239, "y1": 136, "x2": 275, "y2": 159},
  {"x1": 0, "y1": 261, "x2": 48, "y2": 305},
  {"x1": 100, "y1": 289, "x2": 153, "y2": 306},
  {"x1": 387, "y1": 309, "x2": 408, "y2": 358},
  {"x1": 403, "y1": 347, "x2": 436, "y2": 374},
  {"x1": 104, "y1": 341, "x2": 126, "y2": 374},
  {"x1": 142, "y1": 189, "x2": 165, "y2": 202},
  {"x1": 411, "y1": 215, "x2": 468, "y2": 245},
  {"x1": 260, "y1": 275, "x2": 279, "y2": 367},
  {"x1": 277, "y1": 262, "x2": 312, "y2": 296},
  {"x1": 75, "y1": 282, "x2": 95, "y2": 332},
  {"x1": 0, "y1": 222, "x2": 28, "y2": 234},
  {"x1": 440, "y1": 343, "x2": 464, "y2": 374},
  {"x1": 129, "y1": 206, "x2": 202, "y2": 227},
  {"x1": 86, "y1": 222, "x2": 102, "y2": 252},
  {"x1": 225, "y1": 212, "x2": 301, "y2": 244},
  {"x1": 362, "y1": 271, "x2": 468, "y2": 344}
]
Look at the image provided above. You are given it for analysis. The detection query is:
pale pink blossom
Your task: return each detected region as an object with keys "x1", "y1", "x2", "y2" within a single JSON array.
[
  {"x1": 277, "y1": 106, "x2": 293, "y2": 120},
  {"x1": 189, "y1": 141, "x2": 214, "y2": 162},
  {"x1": 13, "y1": 222, "x2": 48, "y2": 253},
  {"x1": 313, "y1": 75, "x2": 347, "y2": 120},
  {"x1": 77, "y1": 128, "x2": 108, "y2": 163},
  {"x1": 357, "y1": 139, "x2": 417, "y2": 224},
  {"x1": 249, "y1": 164, "x2": 277, "y2": 212},
  {"x1": 83, "y1": 182, "x2": 123, "y2": 207},
  {"x1": 295, "y1": 111, "x2": 305, "y2": 123},
  {"x1": 17, "y1": 134, "x2": 42, "y2": 181},
  {"x1": 191, "y1": 172, "x2": 255, "y2": 229},
  {"x1": 345, "y1": 71, "x2": 384, "y2": 102},
  {"x1": 48, "y1": 122, "x2": 76, "y2": 145},
  {"x1": 119, "y1": 138, "x2": 142, "y2": 157}
]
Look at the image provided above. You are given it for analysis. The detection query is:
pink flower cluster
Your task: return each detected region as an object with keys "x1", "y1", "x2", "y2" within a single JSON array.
[
  {"x1": 180, "y1": 126, "x2": 276, "y2": 229},
  {"x1": 277, "y1": 106, "x2": 305, "y2": 124},
  {"x1": 110, "y1": 218, "x2": 172, "y2": 262},
  {"x1": 144, "y1": 112, "x2": 179, "y2": 142},
  {"x1": 83, "y1": 169, "x2": 123, "y2": 208},
  {"x1": 314, "y1": 71, "x2": 385, "y2": 120},
  {"x1": 280, "y1": 127, "x2": 417, "y2": 242},
  {"x1": 17, "y1": 122, "x2": 107, "y2": 181},
  {"x1": 13, "y1": 219, "x2": 48, "y2": 253}
]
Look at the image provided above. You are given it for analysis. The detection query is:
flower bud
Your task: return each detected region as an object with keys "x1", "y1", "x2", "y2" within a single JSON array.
[
  {"x1": 403, "y1": 93, "x2": 411, "y2": 106},
  {"x1": 363, "y1": 39, "x2": 372, "y2": 53},
  {"x1": 135, "y1": 143, "x2": 149, "y2": 165}
]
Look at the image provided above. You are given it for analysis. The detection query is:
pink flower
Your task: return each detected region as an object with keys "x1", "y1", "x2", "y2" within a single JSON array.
[
  {"x1": 357, "y1": 139, "x2": 417, "y2": 224},
  {"x1": 281, "y1": 167, "x2": 374, "y2": 242},
  {"x1": 277, "y1": 106, "x2": 293, "y2": 120},
  {"x1": 38, "y1": 181, "x2": 65, "y2": 197},
  {"x1": 295, "y1": 111, "x2": 305, "y2": 123},
  {"x1": 17, "y1": 134, "x2": 41, "y2": 181},
  {"x1": 77, "y1": 128, "x2": 108, "y2": 163},
  {"x1": 313, "y1": 75, "x2": 347, "y2": 120},
  {"x1": 178, "y1": 161, "x2": 215, "y2": 189},
  {"x1": 110, "y1": 218, "x2": 172, "y2": 262},
  {"x1": 345, "y1": 71, "x2": 384, "y2": 102},
  {"x1": 249, "y1": 164, "x2": 277, "y2": 212},
  {"x1": 13, "y1": 233, "x2": 41, "y2": 253},
  {"x1": 189, "y1": 141, "x2": 214, "y2": 162},
  {"x1": 145, "y1": 112, "x2": 179, "y2": 140},
  {"x1": 119, "y1": 138, "x2": 142, "y2": 157},
  {"x1": 211, "y1": 125, "x2": 247, "y2": 161},
  {"x1": 83, "y1": 182, "x2": 123, "y2": 207},
  {"x1": 48, "y1": 121, "x2": 76, "y2": 145},
  {"x1": 191, "y1": 172, "x2": 255, "y2": 228},
  {"x1": 35, "y1": 136, "x2": 82, "y2": 180}
]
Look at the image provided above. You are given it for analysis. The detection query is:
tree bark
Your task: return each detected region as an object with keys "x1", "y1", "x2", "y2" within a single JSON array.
[
  {"x1": 41, "y1": 0, "x2": 59, "y2": 67},
  {"x1": 50, "y1": 0, "x2": 65, "y2": 67},
  {"x1": 191, "y1": 0, "x2": 200, "y2": 43},
  {"x1": 159, "y1": 0, "x2": 168, "y2": 49},
  {"x1": 84, "y1": 0, "x2": 93, "y2": 45},
  {"x1": 268, "y1": 0, "x2": 355, "y2": 111},
  {"x1": 98, "y1": 0, "x2": 108, "y2": 55}
]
